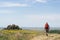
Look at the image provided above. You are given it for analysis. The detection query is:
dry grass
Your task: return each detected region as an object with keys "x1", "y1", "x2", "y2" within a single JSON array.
[
  {"x1": 0, "y1": 30, "x2": 40, "y2": 40},
  {"x1": 31, "y1": 33, "x2": 60, "y2": 40},
  {"x1": 0, "y1": 30, "x2": 60, "y2": 40}
]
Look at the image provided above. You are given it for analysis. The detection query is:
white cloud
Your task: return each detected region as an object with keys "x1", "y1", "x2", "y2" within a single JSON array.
[
  {"x1": 23, "y1": 14, "x2": 60, "y2": 27},
  {"x1": 43, "y1": 14, "x2": 60, "y2": 21},
  {"x1": 35, "y1": 0, "x2": 48, "y2": 3},
  {"x1": 25, "y1": 0, "x2": 48, "y2": 3},
  {"x1": 0, "y1": 14, "x2": 60, "y2": 27},
  {"x1": 0, "y1": 2, "x2": 28, "y2": 7},
  {"x1": 0, "y1": 10, "x2": 15, "y2": 14}
]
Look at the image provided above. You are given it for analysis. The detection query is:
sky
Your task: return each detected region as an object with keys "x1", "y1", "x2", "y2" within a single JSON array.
[{"x1": 0, "y1": 0, "x2": 60, "y2": 27}]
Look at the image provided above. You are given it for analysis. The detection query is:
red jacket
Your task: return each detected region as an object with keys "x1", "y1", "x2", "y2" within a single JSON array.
[{"x1": 45, "y1": 22, "x2": 49, "y2": 29}]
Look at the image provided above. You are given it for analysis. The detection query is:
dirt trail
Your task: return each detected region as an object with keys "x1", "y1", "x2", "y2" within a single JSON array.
[{"x1": 31, "y1": 34, "x2": 60, "y2": 40}]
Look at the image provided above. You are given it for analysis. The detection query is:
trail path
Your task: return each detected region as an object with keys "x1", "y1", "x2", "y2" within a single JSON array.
[{"x1": 31, "y1": 34, "x2": 60, "y2": 40}]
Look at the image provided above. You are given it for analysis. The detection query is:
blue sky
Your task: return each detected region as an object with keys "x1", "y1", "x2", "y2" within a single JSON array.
[{"x1": 0, "y1": 0, "x2": 60, "y2": 27}]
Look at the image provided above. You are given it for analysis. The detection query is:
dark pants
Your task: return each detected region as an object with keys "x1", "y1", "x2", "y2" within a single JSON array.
[
  {"x1": 45, "y1": 29, "x2": 49, "y2": 36},
  {"x1": 46, "y1": 29, "x2": 49, "y2": 33}
]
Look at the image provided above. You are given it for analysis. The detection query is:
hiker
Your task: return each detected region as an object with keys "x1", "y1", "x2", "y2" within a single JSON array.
[{"x1": 44, "y1": 22, "x2": 49, "y2": 36}]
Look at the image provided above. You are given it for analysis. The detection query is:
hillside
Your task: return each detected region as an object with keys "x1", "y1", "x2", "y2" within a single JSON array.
[
  {"x1": 0, "y1": 30, "x2": 40, "y2": 40},
  {"x1": 31, "y1": 33, "x2": 60, "y2": 40},
  {"x1": 0, "y1": 30, "x2": 60, "y2": 40}
]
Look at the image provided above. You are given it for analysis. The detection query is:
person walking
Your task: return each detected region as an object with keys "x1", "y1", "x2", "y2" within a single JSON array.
[{"x1": 45, "y1": 22, "x2": 49, "y2": 36}]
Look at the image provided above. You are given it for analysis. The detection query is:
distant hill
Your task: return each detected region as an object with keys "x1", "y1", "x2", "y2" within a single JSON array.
[
  {"x1": 0, "y1": 27, "x2": 60, "y2": 30},
  {"x1": 22, "y1": 27, "x2": 43, "y2": 30},
  {"x1": 22, "y1": 27, "x2": 60, "y2": 30}
]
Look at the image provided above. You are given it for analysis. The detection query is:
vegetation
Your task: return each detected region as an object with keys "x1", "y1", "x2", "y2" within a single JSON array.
[
  {"x1": 49, "y1": 30, "x2": 60, "y2": 34},
  {"x1": 4, "y1": 24, "x2": 22, "y2": 30},
  {"x1": 1, "y1": 24, "x2": 60, "y2": 40},
  {"x1": 0, "y1": 29, "x2": 60, "y2": 40},
  {"x1": 0, "y1": 30, "x2": 40, "y2": 40}
]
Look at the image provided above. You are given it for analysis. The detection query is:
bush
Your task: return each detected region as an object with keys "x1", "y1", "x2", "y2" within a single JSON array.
[
  {"x1": 4, "y1": 24, "x2": 22, "y2": 30},
  {"x1": 49, "y1": 30, "x2": 60, "y2": 34}
]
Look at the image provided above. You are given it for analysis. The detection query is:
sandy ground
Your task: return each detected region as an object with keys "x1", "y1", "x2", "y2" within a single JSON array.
[{"x1": 31, "y1": 34, "x2": 60, "y2": 40}]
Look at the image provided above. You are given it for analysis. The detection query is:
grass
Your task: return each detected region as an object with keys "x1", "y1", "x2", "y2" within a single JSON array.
[
  {"x1": 0, "y1": 30, "x2": 41, "y2": 40},
  {"x1": 0, "y1": 30, "x2": 60, "y2": 40}
]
